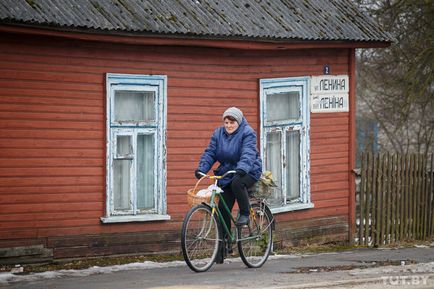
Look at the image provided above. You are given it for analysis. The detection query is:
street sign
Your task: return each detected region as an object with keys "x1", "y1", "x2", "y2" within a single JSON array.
[{"x1": 310, "y1": 75, "x2": 349, "y2": 113}]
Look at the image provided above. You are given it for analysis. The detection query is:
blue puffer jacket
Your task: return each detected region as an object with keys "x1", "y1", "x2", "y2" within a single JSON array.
[{"x1": 197, "y1": 118, "x2": 262, "y2": 187}]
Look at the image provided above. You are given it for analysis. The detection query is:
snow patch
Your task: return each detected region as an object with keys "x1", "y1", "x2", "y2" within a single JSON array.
[
  {"x1": 349, "y1": 262, "x2": 434, "y2": 276},
  {"x1": 0, "y1": 260, "x2": 185, "y2": 285},
  {"x1": 0, "y1": 254, "x2": 300, "y2": 285}
]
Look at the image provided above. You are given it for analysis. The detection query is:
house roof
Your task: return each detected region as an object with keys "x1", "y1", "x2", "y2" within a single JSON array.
[{"x1": 0, "y1": 0, "x2": 392, "y2": 43}]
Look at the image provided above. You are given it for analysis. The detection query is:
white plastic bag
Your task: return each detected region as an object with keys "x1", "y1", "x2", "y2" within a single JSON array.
[
  {"x1": 196, "y1": 188, "x2": 211, "y2": 197},
  {"x1": 196, "y1": 184, "x2": 223, "y2": 197}
]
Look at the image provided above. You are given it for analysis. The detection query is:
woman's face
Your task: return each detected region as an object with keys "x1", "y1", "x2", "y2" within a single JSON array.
[{"x1": 224, "y1": 118, "x2": 239, "y2": 134}]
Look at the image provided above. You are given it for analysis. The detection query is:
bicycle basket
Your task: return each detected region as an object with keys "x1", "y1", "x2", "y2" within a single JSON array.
[
  {"x1": 187, "y1": 188, "x2": 213, "y2": 207},
  {"x1": 250, "y1": 171, "x2": 278, "y2": 199},
  {"x1": 187, "y1": 176, "x2": 219, "y2": 207}
]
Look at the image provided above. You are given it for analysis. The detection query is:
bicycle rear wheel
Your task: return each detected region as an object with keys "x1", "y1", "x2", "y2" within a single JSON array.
[
  {"x1": 237, "y1": 202, "x2": 273, "y2": 268},
  {"x1": 181, "y1": 204, "x2": 221, "y2": 272}
]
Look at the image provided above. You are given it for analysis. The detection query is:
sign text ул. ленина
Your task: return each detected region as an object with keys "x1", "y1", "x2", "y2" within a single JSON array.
[{"x1": 310, "y1": 75, "x2": 349, "y2": 113}]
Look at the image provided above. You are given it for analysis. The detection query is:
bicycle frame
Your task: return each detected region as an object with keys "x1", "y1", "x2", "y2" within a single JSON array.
[
  {"x1": 209, "y1": 185, "x2": 237, "y2": 242},
  {"x1": 196, "y1": 170, "x2": 274, "y2": 243},
  {"x1": 204, "y1": 173, "x2": 238, "y2": 243},
  {"x1": 203, "y1": 172, "x2": 267, "y2": 244}
]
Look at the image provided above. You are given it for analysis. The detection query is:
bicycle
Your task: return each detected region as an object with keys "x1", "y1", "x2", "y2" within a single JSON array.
[{"x1": 181, "y1": 170, "x2": 274, "y2": 272}]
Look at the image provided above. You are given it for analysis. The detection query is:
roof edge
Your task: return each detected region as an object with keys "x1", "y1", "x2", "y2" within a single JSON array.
[{"x1": 0, "y1": 23, "x2": 391, "y2": 50}]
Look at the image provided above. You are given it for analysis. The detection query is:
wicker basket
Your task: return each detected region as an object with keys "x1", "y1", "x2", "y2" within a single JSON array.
[
  {"x1": 187, "y1": 188, "x2": 213, "y2": 207},
  {"x1": 187, "y1": 176, "x2": 215, "y2": 207}
]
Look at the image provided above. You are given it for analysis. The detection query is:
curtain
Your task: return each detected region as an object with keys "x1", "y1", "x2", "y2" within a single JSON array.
[
  {"x1": 137, "y1": 134, "x2": 155, "y2": 210},
  {"x1": 266, "y1": 91, "x2": 300, "y2": 122},
  {"x1": 286, "y1": 130, "x2": 300, "y2": 200},
  {"x1": 113, "y1": 90, "x2": 156, "y2": 213},
  {"x1": 266, "y1": 90, "x2": 301, "y2": 205},
  {"x1": 113, "y1": 136, "x2": 131, "y2": 211},
  {"x1": 114, "y1": 91, "x2": 155, "y2": 122},
  {"x1": 266, "y1": 131, "x2": 282, "y2": 206}
]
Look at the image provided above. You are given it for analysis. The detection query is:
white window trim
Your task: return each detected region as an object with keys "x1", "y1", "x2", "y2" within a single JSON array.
[
  {"x1": 102, "y1": 73, "x2": 169, "y2": 223},
  {"x1": 259, "y1": 77, "x2": 313, "y2": 214}
]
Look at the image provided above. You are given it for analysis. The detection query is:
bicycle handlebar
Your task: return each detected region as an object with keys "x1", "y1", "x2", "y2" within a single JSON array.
[{"x1": 198, "y1": 170, "x2": 237, "y2": 179}]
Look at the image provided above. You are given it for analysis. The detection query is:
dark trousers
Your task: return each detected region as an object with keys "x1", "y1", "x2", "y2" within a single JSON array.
[{"x1": 218, "y1": 174, "x2": 256, "y2": 236}]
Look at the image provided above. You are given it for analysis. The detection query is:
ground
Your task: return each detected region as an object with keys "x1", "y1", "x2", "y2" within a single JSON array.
[
  {"x1": 1, "y1": 239, "x2": 432, "y2": 274},
  {"x1": 1, "y1": 240, "x2": 433, "y2": 288}
]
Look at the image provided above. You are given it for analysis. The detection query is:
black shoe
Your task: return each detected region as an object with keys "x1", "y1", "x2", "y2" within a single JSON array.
[
  {"x1": 236, "y1": 214, "x2": 249, "y2": 226},
  {"x1": 215, "y1": 245, "x2": 225, "y2": 264},
  {"x1": 215, "y1": 253, "x2": 224, "y2": 264},
  {"x1": 223, "y1": 236, "x2": 233, "y2": 255},
  {"x1": 226, "y1": 243, "x2": 233, "y2": 255}
]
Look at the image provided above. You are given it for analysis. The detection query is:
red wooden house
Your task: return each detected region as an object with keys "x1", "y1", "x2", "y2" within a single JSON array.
[{"x1": 0, "y1": 0, "x2": 391, "y2": 263}]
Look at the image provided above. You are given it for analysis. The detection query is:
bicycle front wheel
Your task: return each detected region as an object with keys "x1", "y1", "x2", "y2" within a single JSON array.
[
  {"x1": 237, "y1": 202, "x2": 273, "y2": 268},
  {"x1": 181, "y1": 204, "x2": 221, "y2": 272}
]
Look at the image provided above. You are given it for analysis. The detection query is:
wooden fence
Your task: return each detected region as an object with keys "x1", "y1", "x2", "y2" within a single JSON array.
[{"x1": 356, "y1": 153, "x2": 434, "y2": 246}]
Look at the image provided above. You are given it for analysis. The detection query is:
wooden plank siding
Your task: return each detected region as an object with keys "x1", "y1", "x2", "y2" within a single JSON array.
[{"x1": 0, "y1": 32, "x2": 351, "y2": 259}]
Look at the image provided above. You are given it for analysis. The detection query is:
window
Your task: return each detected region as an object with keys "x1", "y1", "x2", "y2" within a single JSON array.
[
  {"x1": 101, "y1": 74, "x2": 169, "y2": 223},
  {"x1": 260, "y1": 77, "x2": 313, "y2": 213}
]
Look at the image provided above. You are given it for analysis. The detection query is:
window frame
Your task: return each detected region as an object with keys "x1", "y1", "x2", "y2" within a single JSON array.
[
  {"x1": 259, "y1": 77, "x2": 313, "y2": 214},
  {"x1": 101, "y1": 73, "x2": 169, "y2": 223}
]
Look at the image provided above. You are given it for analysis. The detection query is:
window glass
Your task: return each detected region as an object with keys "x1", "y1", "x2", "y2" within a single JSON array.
[
  {"x1": 266, "y1": 91, "x2": 300, "y2": 122},
  {"x1": 113, "y1": 160, "x2": 131, "y2": 211},
  {"x1": 266, "y1": 131, "x2": 283, "y2": 206},
  {"x1": 114, "y1": 91, "x2": 155, "y2": 122},
  {"x1": 286, "y1": 130, "x2": 300, "y2": 201},
  {"x1": 116, "y1": 135, "x2": 132, "y2": 158},
  {"x1": 137, "y1": 134, "x2": 155, "y2": 210}
]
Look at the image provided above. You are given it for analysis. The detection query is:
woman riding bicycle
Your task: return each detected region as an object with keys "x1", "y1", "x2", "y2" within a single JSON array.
[{"x1": 195, "y1": 107, "x2": 263, "y2": 229}]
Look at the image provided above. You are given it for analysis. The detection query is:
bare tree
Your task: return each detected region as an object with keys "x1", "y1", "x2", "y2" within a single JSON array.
[{"x1": 355, "y1": 0, "x2": 434, "y2": 157}]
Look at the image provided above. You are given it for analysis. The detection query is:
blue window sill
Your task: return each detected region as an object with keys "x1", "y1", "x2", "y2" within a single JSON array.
[
  {"x1": 100, "y1": 214, "x2": 171, "y2": 223},
  {"x1": 270, "y1": 202, "x2": 314, "y2": 214}
]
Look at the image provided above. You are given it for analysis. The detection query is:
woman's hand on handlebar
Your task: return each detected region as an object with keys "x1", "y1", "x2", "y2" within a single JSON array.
[
  {"x1": 194, "y1": 169, "x2": 206, "y2": 179},
  {"x1": 221, "y1": 170, "x2": 237, "y2": 178}
]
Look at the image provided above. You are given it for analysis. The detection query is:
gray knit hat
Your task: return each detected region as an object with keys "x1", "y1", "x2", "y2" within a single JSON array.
[{"x1": 222, "y1": 107, "x2": 243, "y2": 124}]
